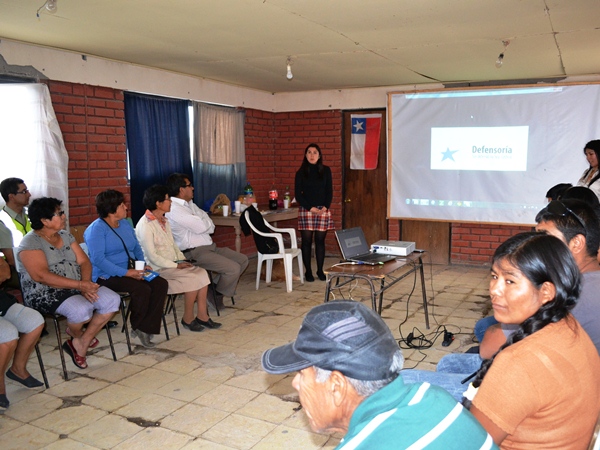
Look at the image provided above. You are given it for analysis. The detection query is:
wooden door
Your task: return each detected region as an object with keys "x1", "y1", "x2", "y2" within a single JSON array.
[{"x1": 342, "y1": 109, "x2": 387, "y2": 246}]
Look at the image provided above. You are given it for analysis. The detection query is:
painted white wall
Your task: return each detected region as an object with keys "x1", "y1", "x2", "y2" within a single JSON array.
[{"x1": 0, "y1": 39, "x2": 443, "y2": 112}]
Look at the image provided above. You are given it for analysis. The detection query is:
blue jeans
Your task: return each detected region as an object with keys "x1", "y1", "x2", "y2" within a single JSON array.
[
  {"x1": 474, "y1": 316, "x2": 499, "y2": 342},
  {"x1": 401, "y1": 353, "x2": 483, "y2": 401}
]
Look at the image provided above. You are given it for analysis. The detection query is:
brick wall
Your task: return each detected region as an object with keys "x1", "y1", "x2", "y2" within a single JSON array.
[
  {"x1": 450, "y1": 223, "x2": 533, "y2": 264},
  {"x1": 48, "y1": 81, "x2": 128, "y2": 226}
]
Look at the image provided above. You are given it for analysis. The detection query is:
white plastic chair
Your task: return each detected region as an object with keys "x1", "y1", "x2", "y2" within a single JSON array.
[{"x1": 244, "y1": 210, "x2": 304, "y2": 292}]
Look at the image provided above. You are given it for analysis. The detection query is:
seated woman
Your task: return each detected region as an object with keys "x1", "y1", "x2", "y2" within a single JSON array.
[
  {"x1": 16, "y1": 198, "x2": 120, "y2": 370},
  {"x1": 84, "y1": 190, "x2": 168, "y2": 348},
  {"x1": 463, "y1": 232, "x2": 600, "y2": 448},
  {"x1": 0, "y1": 256, "x2": 45, "y2": 412},
  {"x1": 135, "y1": 185, "x2": 220, "y2": 332}
]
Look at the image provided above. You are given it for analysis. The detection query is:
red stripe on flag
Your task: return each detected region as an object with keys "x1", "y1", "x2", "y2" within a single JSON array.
[{"x1": 364, "y1": 118, "x2": 381, "y2": 169}]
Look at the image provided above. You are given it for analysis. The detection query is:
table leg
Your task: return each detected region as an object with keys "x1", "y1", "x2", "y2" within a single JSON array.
[
  {"x1": 418, "y1": 257, "x2": 430, "y2": 329},
  {"x1": 324, "y1": 275, "x2": 332, "y2": 303},
  {"x1": 233, "y1": 224, "x2": 242, "y2": 253},
  {"x1": 377, "y1": 277, "x2": 385, "y2": 314}
]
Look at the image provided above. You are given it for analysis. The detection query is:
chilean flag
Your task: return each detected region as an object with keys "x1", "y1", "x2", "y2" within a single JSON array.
[{"x1": 351, "y1": 114, "x2": 382, "y2": 170}]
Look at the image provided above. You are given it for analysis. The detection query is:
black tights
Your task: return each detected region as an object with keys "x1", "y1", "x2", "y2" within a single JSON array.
[{"x1": 301, "y1": 230, "x2": 327, "y2": 274}]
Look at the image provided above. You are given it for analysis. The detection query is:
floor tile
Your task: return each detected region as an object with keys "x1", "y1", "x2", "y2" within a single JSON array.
[
  {"x1": 69, "y1": 413, "x2": 144, "y2": 448},
  {"x1": 114, "y1": 393, "x2": 186, "y2": 422},
  {"x1": 161, "y1": 403, "x2": 229, "y2": 436},
  {"x1": 201, "y1": 413, "x2": 276, "y2": 449},
  {"x1": 31, "y1": 404, "x2": 106, "y2": 434},
  {"x1": 0, "y1": 423, "x2": 58, "y2": 449}
]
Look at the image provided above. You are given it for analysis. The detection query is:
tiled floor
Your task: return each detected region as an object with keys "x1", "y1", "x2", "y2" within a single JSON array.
[{"x1": 0, "y1": 256, "x2": 491, "y2": 449}]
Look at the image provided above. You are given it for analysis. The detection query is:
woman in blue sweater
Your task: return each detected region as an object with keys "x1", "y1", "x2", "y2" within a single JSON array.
[{"x1": 295, "y1": 143, "x2": 333, "y2": 281}]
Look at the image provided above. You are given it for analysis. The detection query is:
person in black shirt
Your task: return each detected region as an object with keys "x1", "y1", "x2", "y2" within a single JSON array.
[{"x1": 294, "y1": 143, "x2": 334, "y2": 281}]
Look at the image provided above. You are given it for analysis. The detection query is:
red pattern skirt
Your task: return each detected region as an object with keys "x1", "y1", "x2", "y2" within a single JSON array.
[{"x1": 298, "y1": 207, "x2": 334, "y2": 231}]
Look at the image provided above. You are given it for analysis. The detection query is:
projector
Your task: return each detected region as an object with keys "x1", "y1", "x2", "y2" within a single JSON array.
[{"x1": 370, "y1": 240, "x2": 416, "y2": 256}]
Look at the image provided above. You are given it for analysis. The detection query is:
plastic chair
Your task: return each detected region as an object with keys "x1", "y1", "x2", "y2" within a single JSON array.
[{"x1": 242, "y1": 209, "x2": 304, "y2": 293}]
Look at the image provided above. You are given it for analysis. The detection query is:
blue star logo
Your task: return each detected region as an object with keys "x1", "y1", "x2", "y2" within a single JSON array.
[{"x1": 441, "y1": 148, "x2": 459, "y2": 162}]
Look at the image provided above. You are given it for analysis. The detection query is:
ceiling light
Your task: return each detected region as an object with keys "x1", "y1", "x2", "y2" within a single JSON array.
[
  {"x1": 286, "y1": 57, "x2": 293, "y2": 80},
  {"x1": 495, "y1": 40, "x2": 510, "y2": 69},
  {"x1": 37, "y1": 0, "x2": 57, "y2": 18}
]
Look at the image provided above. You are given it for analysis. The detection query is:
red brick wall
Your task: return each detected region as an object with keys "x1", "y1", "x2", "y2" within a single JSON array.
[
  {"x1": 450, "y1": 223, "x2": 533, "y2": 264},
  {"x1": 48, "y1": 81, "x2": 128, "y2": 226},
  {"x1": 273, "y1": 110, "x2": 343, "y2": 254}
]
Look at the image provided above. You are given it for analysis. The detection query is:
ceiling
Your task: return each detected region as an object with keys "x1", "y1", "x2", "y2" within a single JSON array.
[{"x1": 1, "y1": 0, "x2": 599, "y2": 93}]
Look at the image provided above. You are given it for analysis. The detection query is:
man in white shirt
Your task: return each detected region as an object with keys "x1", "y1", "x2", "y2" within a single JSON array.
[{"x1": 166, "y1": 173, "x2": 248, "y2": 303}]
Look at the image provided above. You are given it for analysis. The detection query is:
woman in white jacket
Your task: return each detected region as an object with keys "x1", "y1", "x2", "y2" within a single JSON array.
[
  {"x1": 576, "y1": 139, "x2": 600, "y2": 200},
  {"x1": 136, "y1": 185, "x2": 220, "y2": 332}
]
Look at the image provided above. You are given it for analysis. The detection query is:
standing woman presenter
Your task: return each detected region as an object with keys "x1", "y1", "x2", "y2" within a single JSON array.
[{"x1": 294, "y1": 143, "x2": 333, "y2": 282}]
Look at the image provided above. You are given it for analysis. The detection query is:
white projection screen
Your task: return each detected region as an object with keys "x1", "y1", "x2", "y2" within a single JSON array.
[{"x1": 388, "y1": 84, "x2": 600, "y2": 225}]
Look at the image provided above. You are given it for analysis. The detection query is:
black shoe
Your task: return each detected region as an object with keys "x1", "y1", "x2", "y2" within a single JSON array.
[
  {"x1": 316, "y1": 270, "x2": 326, "y2": 281},
  {"x1": 0, "y1": 393, "x2": 9, "y2": 409},
  {"x1": 181, "y1": 318, "x2": 205, "y2": 332},
  {"x1": 6, "y1": 369, "x2": 44, "y2": 388},
  {"x1": 305, "y1": 272, "x2": 315, "y2": 282},
  {"x1": 107, "y1": 320, "x2": 118, "y2": 329},
  {"x1": 195, "y1": 318, "x2": 222, "y2": 329}
]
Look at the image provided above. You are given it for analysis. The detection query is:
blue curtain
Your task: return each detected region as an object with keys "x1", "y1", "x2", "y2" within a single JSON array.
[{"x1": 124, "y1": 92, "x2": 192, "y2": 223}]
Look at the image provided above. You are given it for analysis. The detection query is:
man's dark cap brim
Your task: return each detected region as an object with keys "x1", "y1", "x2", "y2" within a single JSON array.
[{"x1": 261, "y1": 342, "x2": 311, "y2": 375}]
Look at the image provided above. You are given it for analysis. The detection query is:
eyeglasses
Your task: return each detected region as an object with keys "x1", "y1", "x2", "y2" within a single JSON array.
[
  {"x1": 547, "y1": 200, "x2": 586, "y2": 229},
  {"x1": 184, "y1": 183, "x2": 193, "y2": 188},
  {"x1": 53, "y1": 210, "x2": 65, "y2": 217},
  {"x1": 15, "y1": 189, "x2": 29, "y2": 195}
]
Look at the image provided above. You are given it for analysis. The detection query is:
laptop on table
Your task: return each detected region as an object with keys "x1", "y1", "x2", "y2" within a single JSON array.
[{"x1": 335, "y1": 227, "x2": 397, "y2": 265}]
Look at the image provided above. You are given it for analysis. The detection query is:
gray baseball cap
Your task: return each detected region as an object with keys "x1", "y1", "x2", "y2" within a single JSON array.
[{"x1": 261, "y1": 301, "x2": 401, "y2": 381}]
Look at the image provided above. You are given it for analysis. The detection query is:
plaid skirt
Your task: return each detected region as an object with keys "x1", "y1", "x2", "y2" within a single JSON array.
[{"x1": 298, "y1": 207, "x2": 334, "y2": 231}]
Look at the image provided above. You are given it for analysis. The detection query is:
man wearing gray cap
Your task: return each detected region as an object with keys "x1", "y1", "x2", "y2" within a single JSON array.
[{"x1": 262, "y1": 301, "x2": 496, "y2": 449}]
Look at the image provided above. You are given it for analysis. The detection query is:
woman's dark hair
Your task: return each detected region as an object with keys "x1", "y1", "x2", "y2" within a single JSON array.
[
  {"x1": 561, "y1": 186, "x2": 600, "y2": 207},
  {"x1": 166, "y1": 173, "x2": 191, "y2": 198},
  {"x1": 545, "y1": 183, "x2": 572, "y2": 201},
  {"x1": 143, "y1": 185, "x2": 169, "y2": 211},
  {"x1": 95, "y1": 189, "x2": 125, "y2": 218},
  {"x1": 28, "y1": 197, "x2": 63, "y2": 230},
  {"x1": 300, "y1": 143, "x2": 324, "y2": 178},
  {"x1": 581, "y1": 139, "x2": 600, "y2": 188},
  {"x1": 463, "y1": 232, "x2": 581, "y2": 407}
]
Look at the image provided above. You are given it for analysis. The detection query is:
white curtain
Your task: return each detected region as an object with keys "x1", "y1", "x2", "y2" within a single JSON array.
[
  {"x1": 192, "y1": 102, "x2": 246, "y2": 206},
  {"x1": 0, "y1": 83, "x2": 69, "y2": 217}
]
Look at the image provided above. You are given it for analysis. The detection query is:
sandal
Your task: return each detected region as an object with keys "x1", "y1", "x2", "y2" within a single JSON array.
[
  {"x1": 62, "y1": 339, "x2": 88, "y2": 369},
  {"x1": 66, "y1": 327, "x2": 99, "y2": 349}
]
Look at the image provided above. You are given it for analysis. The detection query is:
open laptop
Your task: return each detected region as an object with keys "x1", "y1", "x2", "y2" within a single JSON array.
[{"x1": 335, "y1": 227, "x2": 397, "y2": 265}]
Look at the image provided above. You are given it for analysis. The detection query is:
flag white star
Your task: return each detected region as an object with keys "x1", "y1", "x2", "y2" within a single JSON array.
[{"x1": 353, "y1": 120, "x2": 364, "y2": 132}]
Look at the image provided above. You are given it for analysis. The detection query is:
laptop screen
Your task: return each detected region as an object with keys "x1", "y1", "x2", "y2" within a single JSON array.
[{"x1": 335, "y1": 227, "x2": 371, "y2": 259}]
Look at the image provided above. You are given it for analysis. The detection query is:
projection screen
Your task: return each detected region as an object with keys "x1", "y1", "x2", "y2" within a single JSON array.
[{"x1": 388, "y1": 84, "x2": 600, "y2": 225}]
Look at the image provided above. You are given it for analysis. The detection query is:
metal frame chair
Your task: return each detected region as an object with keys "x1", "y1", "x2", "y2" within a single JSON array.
[{"x1": 45, "y1": 311, "x2": 118, "y2": 381}]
